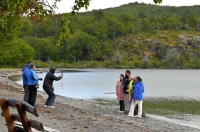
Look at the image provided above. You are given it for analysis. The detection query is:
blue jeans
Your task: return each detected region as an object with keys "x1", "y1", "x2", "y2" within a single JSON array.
[{"x1": 43, "y1": 87, "x2": 56, "y2": 106}]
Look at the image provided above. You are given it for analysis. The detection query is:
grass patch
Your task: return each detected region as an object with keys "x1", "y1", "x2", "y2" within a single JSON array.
[
  {"x1": 92, "y1": 98, "x2": 200, "y2": 116},
  {"x1": 144, "y1": 98, "x2": 200, "y2": 116}
]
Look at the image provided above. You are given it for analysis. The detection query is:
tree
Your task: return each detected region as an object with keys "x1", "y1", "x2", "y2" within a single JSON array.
[
  {"x1": 153, "y1": 0, "x2": 162, "y2": 4},
  {"x1": 23, "y1": 36, "x2": 58, "y2": 61},
  {"x1": 0, "y1": 36, "x2": 34, "y2": 66},
  {"x1": 65, "y1": 31, "x2": 99, "y2": 62},
  {"x1": 0, "y1": 0, "x2": 91, "y2": 30},
  {"x1": 0, "y1": 0, "x2": 162, "y2": 43}
]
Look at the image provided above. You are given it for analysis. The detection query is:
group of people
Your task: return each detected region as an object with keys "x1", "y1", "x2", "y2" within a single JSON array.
[
  {"x1": 22, "y1": 61, "x2": 63, "y2": 108},
  {"x1": 115, "y1": 70, "x2": 145, "y2": 118}
]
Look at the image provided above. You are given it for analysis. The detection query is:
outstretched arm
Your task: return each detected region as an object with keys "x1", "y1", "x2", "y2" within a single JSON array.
[{"x1": 50, "y1": 73, "x2": 63, "y2": 81}]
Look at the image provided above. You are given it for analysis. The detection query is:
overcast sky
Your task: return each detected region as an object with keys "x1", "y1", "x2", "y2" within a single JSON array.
[{"x1": 53, "y1": 0, "x2": 200, "y2": 13}]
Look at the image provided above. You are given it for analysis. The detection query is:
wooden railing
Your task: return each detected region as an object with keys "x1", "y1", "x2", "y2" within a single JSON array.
[{"x1": 0, "y1": 96, "x2": 59, "y2": 132}]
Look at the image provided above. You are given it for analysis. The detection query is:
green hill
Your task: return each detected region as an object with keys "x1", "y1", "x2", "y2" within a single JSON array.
[
  {"x1": 82, "y1": 2, "x2": 200, "y2": 16},
  {"x1": 2, "y1": 2, "x2": 200, "y2": 68}
]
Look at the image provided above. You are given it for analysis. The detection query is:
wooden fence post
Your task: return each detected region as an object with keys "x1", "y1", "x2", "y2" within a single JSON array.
[
  {"x1": 16, "y1": 102, "x2": 32, "y2": 132},
  {"x1": 0, "y1": 98, "x2": 16, "y2": 132}
]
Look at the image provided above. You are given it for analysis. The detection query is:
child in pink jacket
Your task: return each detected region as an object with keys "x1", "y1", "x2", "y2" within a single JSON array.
[{"x1": 116, "y1": 74, "x2": 125, "y2": 112}]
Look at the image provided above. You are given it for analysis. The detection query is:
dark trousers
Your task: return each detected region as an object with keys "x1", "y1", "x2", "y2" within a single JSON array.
[
  {"x1": 23, "y1": 85, "x2": 29, "y2": 102},
  {"x1": 23, "y1": 85, "x2": 28, "y2": 90},
  {"x1": 134, "y1": 104, "x2": 138, "y2": 115},
  {"x1": 119, "y1": 100, "x2": 125, "y2": 111},
  {"x1": 44, "y1": 87, "x2": 56, "y2": 106},
  {"x1": 25, "y1": 85, "x2": 37, "y2": 106}
]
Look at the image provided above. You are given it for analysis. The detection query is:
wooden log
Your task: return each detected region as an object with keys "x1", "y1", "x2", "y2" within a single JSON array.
[
  {"x1": 1, "y1": 97, "x2": 55, "y2": 131},
  {"x1": 14, "y1": 125, "x2": 25, "y2": 132},
  {"x1": 11, "y1": 114, "x2": 45, "y2": 131},
  {"x1": 28, "y1": 119, "x2": 44, "y2": 131},
  {"x1": 16, "y1": 102, "x2": 32, "y2": 132},
  {"x1": 15, "y1": 122, "x2": 60, "y2": 132},
  {"x1": 6, "y1": 98, "x2": 39, "y2": 117},
  {"x1": 3, "y1": 114, "x2": 44, "y2": 131},
  {"x1": 11, "y1": 114, "x2": 21, "y2": 122},
  {"x1": 0, "y1": 98, "x2": 16, "y2": 132}
]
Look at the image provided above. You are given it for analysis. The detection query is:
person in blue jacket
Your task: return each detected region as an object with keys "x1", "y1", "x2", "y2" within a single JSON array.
[
  {"x1": 128, "y1": 76, "x2": 144, "y2": 118},
  {"x1": 25, "y1": 63, "x2": 42, "y2": 106},
  {"x1": 22, "y1": 61, "x2": 32, "y2": 90}
]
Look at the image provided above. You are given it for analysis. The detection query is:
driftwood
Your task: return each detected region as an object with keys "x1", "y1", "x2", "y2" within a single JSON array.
[
  {"x1": 0, "y1": 98, "x2": 15, "y2": 132},
  {"x1": 0, "y1": 97, "x2": 43, "y2": 132},
  {"x1": 14, "y1": 122, "x2": 60, "y2": 132},
  {"x1": 6, "y1": 98, "x2": 39, "y2": 117},
  {"x1": 9, "y1": 114, "x2": 44, "y2": 131}
]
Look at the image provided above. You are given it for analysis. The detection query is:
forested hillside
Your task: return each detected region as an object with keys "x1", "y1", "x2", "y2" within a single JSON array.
[{"x1": 1, "y1": 2, "x2": 200, "y2": 68}]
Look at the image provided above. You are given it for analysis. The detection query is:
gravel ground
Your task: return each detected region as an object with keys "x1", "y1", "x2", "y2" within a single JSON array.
[{"x1": 0, "y1": 69, "x2": 200, "y2": 132}]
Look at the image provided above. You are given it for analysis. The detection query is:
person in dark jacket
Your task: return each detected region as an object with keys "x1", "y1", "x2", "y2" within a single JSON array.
[
  {"x1": 122, "y1": 69, "x2": 131, "y2": 114},
  {"x1": 43, "y1": 67, "x2": 63, "y2": 108}
]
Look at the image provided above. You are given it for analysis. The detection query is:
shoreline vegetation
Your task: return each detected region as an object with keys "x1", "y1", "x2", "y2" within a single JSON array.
[
  {"x1": 0, "y1": 69, "x2": 200, "y2": 131},
  {"x1": 3, "y1": 58, "x2": 200, "y2": 70},
  {"x1": 3, "y1": 3, "x2": 200, "y2": 69}
]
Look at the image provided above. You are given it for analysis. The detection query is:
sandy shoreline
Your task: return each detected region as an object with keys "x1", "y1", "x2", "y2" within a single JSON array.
[{"x1": 0, "y1": 69, "x2": 199, "y2": 132}]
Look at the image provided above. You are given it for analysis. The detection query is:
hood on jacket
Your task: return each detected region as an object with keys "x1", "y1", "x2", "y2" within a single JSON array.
[
  {"x1": 49, "y1": 67, "x2": 56, "y2": 74},
  {"x1": 136, "y1": 81, "x2": 143, "y2": 86}
]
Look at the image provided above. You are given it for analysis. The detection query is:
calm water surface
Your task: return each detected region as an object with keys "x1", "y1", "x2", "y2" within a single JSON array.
[{"x1": 12, "y1": 69, "x2": 200, "y2": 100}]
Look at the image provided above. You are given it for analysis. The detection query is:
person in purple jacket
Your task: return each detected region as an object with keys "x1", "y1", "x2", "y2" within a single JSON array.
[{"x1": 128, "y1": 76, "x2": 144, "y2": 118}]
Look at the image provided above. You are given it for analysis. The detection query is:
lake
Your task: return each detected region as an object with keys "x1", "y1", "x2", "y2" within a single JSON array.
[
  {"x1": 10, "y1": 69, "x2": 200, "y2": 100},
  {"x1": 9, "y1": 69, "x2": 200, "y2": 129}
]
